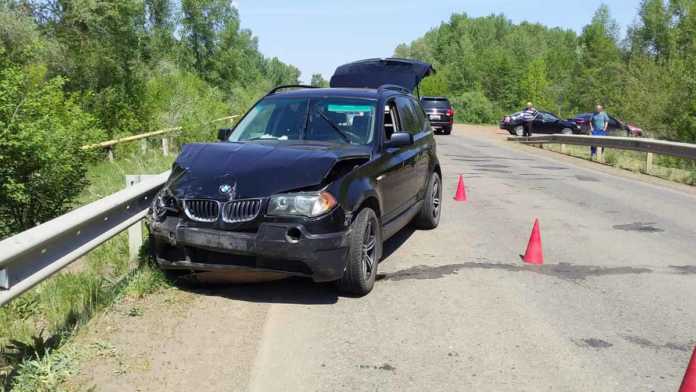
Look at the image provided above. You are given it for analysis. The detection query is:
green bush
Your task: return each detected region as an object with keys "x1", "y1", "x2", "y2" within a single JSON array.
[
  {"x1": 451, "y1": 91, "x2": 499, "y2": 124},
  {"x1": 0, "y1": 66, "x2": 104, "y2": 237},
  {"x1": 144, "y1": 64, "x2": 229, "y2": 146}
]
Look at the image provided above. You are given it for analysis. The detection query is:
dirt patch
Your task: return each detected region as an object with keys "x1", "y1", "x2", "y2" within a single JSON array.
[
  {"x1": 531, "y1": 166, "x2": 569, "y2": 170},
  {"x1": 575, "y1": 338, "x2": 613, "y2": 349},
  {"x1": 575, "y1": 175, "x2": 600, "y2": 182},
  {"x1": 359, "y1": 363, "x2": 396, "y2": 372},
  {"x1": 66, "y1": 286, "x2": 269, "y2": 391},
  {"x1": 378, "y1": 262, "x2": 652, "y2": 282},
  {"x1": 670, "y1": 265, "x2": 696, "y2": 275},
  {"x1": 622, "y1": 335, "x2": 691, "y2": 352},
  {"x1": 613, "y1": 222, "x2": 664, "y2": 233}
]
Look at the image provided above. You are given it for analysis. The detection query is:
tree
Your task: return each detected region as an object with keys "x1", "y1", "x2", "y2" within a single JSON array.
[
  {"x1": 0, "y1": 66, "x2": 103, "y2": 235},
  {"x1": 310, "y1": 73, "x2": 329, "y2": 88},
  {"x1": 519, "y1": 58, "x2": 551, "y2": 109}
]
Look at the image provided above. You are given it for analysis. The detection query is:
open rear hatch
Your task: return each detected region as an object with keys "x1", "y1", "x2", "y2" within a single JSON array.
[{"x1": 329, "y1": 58, "x2": 435, "y2": 92}]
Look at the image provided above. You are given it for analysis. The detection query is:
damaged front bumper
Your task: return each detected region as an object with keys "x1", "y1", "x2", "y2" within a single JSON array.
[{"x1": 148, "y1": 216, "x2": 351, "y2": 282}]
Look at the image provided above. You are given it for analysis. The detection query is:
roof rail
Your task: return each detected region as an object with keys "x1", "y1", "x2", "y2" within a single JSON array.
[
  {"x1": 266, "y1": 84, "x2": 317, "y2": 96},
  {"x1": 377, "y1": 84, "x2": 411, "y2": 95}
]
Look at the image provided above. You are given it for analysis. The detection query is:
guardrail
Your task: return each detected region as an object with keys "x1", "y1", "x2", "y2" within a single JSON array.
[
  {"x1": 509, "y1": 134, "x2": 696, "y2": 172},
  {"x1": 0, "y1": 172, "x2": 169, "y2": 306},
  {"x1": 82, "y1": 115, "x2": 238, "y2": 160}
]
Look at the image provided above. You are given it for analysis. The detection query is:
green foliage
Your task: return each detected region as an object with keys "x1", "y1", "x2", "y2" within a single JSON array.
[
  {"x1": 451, "y1": 91, "x2": 498, "y2": 124},
  {"x1": 310, "y1": 73, "x2": 329, "y2": 88},
  {"x1": 394, "y1": 3, "x2": 696, "y2": 143},
  {"x1": 0, "y1": 66, "x2": 104, "y2": 234}
]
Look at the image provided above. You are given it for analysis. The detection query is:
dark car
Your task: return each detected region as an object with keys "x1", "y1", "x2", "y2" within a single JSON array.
[
  {"x1": 420, "y1": 96, "x2": 454, "y2": 135},
  {"x1": 500, "y1": 110, "x2": 580, "y2": 136},
  {"x1": 146, "y1": 58, "x2": 442, "y2": 296},
  {"x1": 571, "y1": 113, "x2": 643, "y2": 137}
]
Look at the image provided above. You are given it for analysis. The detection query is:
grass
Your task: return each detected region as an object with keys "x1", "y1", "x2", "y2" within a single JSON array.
[
  {"x1": 1, "y1": 145, "x2": 175, "y2": 391},
  {"x1": 542, "y1": 144, "x2": 696, "y2": 186}
]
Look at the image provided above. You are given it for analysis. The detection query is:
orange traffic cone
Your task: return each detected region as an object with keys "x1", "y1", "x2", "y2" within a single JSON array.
[
  {"x1": 680, "y1": 346, "x2": 696, "y2": 392},
  {"x1": 454, "y1": 175, "x2": 467, "y2": 202},
  {"x1": 521, "y1": 219, "x2": 544, "y2": 265}
]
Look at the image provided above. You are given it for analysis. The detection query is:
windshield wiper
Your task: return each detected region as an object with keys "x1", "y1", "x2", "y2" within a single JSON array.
[{"x1": 314, "y1": 109, "x2": 352, "y2": 143}]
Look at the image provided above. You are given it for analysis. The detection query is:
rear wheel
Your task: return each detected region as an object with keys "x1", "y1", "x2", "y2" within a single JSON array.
[
  {"x1": 561, "y1": 128, "x2": 573, "y2": 135},
  {"x1": 413, "y1": 172, "x2": 442, "y2": 230},
  {"x1": 443, "y1": 126, "x2": 452, "y2": 135},
  {"x1": 337, "y1": 208, "x2": 381, "y2": 296}
]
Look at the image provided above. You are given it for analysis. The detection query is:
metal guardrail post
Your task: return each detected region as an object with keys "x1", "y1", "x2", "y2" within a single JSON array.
[
  {"x1": 126, "y1": 175, "x2": 144, "y2": 261},
  {"x1": 646, "y1": 152, "x2": 654, "y2": 173},
  {"x1": 162, "y1": 137, "x2": 169, "y2": 156}
]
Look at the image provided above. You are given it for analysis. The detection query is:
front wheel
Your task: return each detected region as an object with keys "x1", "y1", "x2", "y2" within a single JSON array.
[
  {"x1": 413, "y1": 172, "x2": 442, "y2": 230},
  {"x1": 337, "y1": 208, "x2": 381, "y2": 296},
  {"x1": 561, "y1": 128, "x2": 573, "y2": 135},
  {"x1": 513, "y1": 125, "x2": 524, "y2": 136}
]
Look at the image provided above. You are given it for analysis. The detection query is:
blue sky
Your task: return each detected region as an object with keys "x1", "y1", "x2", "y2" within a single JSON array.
[{"x1": 235, "y1": 1, "x2": 642, "y2": 83}]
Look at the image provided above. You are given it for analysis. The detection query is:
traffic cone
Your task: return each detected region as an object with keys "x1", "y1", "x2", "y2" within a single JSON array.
[
  {"x1": 680, "y1": 346, "x2": 696, "y2": 392},
  {"x1": 454, "y1": 175, "x2": 467, "y2": 202},
  {"x1": 521, "y1": 219, "x2": 544, "y2": 265}
]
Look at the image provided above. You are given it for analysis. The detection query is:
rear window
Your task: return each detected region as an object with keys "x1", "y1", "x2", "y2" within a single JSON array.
[{"x1": 420, "y1": 98, "x2": 451, "y2": 108}]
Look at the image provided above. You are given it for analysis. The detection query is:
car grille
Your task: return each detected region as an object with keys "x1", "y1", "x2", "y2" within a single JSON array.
[
  {"x1": 222, "y1": 199, "x2": 262, "y2": 223},
  {"x1": 183, "y1": 199, "x2": 220, "y2": 222}
]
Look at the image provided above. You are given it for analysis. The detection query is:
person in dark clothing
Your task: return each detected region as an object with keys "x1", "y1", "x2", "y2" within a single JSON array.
[{"x1": 521, "y1": 102, "x2": 538, "y2": 137}]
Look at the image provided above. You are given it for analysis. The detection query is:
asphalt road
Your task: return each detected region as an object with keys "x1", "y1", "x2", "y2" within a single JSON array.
[{"x1": 77, "y1": 125, "x2": 696, "y2": 391}]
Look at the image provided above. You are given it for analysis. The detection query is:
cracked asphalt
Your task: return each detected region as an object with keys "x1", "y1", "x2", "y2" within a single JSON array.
[{"x1": 77, "y1": 125, "x2": 696, "y2": 391}]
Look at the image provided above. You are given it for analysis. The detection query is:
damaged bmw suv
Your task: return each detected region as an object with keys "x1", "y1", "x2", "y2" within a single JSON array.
[{"x1": 147, "y1": 58, "x2": 443, "y2": 295}]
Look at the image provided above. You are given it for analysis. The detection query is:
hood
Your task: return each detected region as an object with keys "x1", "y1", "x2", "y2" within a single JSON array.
[
  {"x1": 329, "y1": 58, "x2": 435, "y2": 92},
  {"x1": 169, "y1": 142, "x2": 371, "y2": 200}
]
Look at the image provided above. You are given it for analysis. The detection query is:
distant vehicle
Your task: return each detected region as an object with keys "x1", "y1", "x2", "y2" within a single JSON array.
[
  {"x1": 147, "y1": 58, "x2": 442, "y2": 296},
  {"x1": 571, "y1": 113, "x2": 643, "y2": 137},
  {"x1": 500, "y1": 110, "x2": 580, "y2": 136},
  {"x1": 420, "y1": 96, "x2": 454, "y2": 135}
]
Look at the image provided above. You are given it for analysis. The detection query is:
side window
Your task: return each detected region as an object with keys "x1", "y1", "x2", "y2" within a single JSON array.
[
  {"x1": 395, "y1": 96, "x2": 419, "y2": 134},
  {"x1": 383, "y1": 101, "x2": 399, "y2": 140},
  {"x1": 408, "y1": 97, "x2": 427, "y2": 132}
]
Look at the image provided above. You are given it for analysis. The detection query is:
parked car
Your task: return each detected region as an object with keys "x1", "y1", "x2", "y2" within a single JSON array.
[
  {"x1": 500, "y1": 110, "x2": 580, "y2": 136},
  {"x1": 571, "y1": 113, "x2": 643, "y2": 137},
  {"x1": 420, "y1": 96, "x2": 454, "y2": 135},
  {"x1": 146, "y1": 58, "x2": 442, "y2": 296}
]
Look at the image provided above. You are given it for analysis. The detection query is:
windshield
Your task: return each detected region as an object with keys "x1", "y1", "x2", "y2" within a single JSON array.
[
  {"x1": 420, "y1": 98, "x2": 450, "y2": 108},
  {"x1": 229, "y1": 97, "x2": 377, "y2": 145}
]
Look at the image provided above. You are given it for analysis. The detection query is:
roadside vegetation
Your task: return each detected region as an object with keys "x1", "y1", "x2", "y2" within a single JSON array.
[
  {"x1": 0, "y1": 0, "x2": 300, "y2": 239},
  {"x1": 0, "y1": 1, "x2": 299, "y2": 390},
  {"x1": 395, "y1": 1, "x2": 696, "y2": 147}
]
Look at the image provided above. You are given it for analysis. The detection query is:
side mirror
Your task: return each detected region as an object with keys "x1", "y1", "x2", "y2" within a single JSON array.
[
  {"x1": 217, "y1": 128, "x2": 233, "y2": 141},
  {"x1": 384, "y1": 132, "x2": 413, "y2": 149}
]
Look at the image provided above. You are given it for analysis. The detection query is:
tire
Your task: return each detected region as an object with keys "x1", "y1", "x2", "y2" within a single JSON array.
[
  {"x1": 337, "y1": 208, "x2": 381, "y2": 296},
  {"x1": 444, "y1": 127, "x2": 452, "y2": 135},
  {"x1": 514, "y1": 125, "x2": 524, "y2": 136},
  {"x1": 561, "y1": 128, "x2": 573, "y2": 135},
  {"x1": 413, "y1": 171, "x2": 442, "y2": 230}
]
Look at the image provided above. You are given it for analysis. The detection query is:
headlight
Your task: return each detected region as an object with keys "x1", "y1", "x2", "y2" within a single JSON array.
[
  {"x1": 152, "y1": 190, "x2": 178, "y2": 219},
  {"x1": 267, "y1": 191, "x2": 337, "y2": 217}
]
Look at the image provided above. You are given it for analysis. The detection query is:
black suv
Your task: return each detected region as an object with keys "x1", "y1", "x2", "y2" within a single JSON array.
[
  {"x1": 420, "y1": 96, "x2": 454, "y2": 135},
  {"x1": 147, "y1": 58, "x2": 442, "y2": 295}
]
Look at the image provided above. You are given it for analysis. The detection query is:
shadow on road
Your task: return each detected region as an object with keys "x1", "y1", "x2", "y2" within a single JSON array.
[{"x1": 171, "y1": 224, "x2": 417, "y2": 305}]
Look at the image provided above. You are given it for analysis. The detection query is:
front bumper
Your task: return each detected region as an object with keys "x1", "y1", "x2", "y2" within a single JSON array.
[{"x1": 149, "y1": 216, "x2": 351, "y2": 282}]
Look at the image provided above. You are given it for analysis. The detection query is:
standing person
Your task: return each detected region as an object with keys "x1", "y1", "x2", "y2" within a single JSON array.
[
  {"x1": 590, "y1": 104, "x2": 609, "y2": 159},
  {"x1": 521, "y1": 102, "x2": 538, "y2": 137}
]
